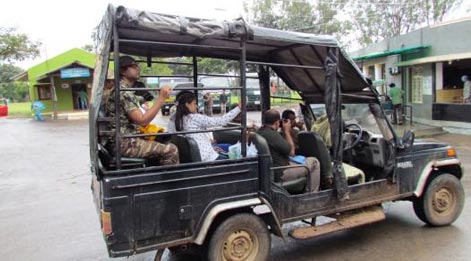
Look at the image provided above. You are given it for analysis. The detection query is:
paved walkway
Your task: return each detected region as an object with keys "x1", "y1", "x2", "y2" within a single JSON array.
[{"x1": 389, "y1": 121, "x2": 447, "y2": 138}]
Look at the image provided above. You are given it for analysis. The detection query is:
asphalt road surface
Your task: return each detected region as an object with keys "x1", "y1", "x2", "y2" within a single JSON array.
[{"x1": 0, "y1": 116, "x2": 470, "y2": 261}]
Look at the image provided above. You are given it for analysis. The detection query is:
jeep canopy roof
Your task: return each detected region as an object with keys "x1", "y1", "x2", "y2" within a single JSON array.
[{"x1": 93, "y1": 5, "x2": 374, "y2": 103}]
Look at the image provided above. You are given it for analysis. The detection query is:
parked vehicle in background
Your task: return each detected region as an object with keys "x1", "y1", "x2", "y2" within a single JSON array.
[
  {"x1": 246, "y1": 76, "x2": 261, "y2": 110},
  {"x1": 198, "y1": 76, "x2": 232, "y2": 113},
  {"x1": 159, "y1": 77, "x2": 191, "y2": 115},
  {"x1": 0, "y1": 98, "x2": 8, "y2": 117}
]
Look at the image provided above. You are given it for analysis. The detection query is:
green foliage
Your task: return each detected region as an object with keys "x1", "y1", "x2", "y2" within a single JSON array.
[
  {"x1": 243, "y1": 0, "x2": 460, "y2": 49},
  {"x1": 244, "y1": 0, "x2": 353, "y2": 47},
  {"x1": 0, "y1": 63, "x2": 29, "y2": 102},
  {"x1": 166, "y1": 57, "x2": 237, "y2": 76},
  {"x1": 138, "y1": 58, "x2": 174, "y2": 76},
  {"x1": 349, "y1": 0, "x2": 462, "y2": 47},
  {"x1": 0, "y1": 27, "x2": 41, "y2": 62}
]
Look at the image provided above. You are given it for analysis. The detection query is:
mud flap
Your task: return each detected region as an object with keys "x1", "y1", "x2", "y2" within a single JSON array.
[{"x1": 289, "y1": 205, "x2": 385, "y2": 240}]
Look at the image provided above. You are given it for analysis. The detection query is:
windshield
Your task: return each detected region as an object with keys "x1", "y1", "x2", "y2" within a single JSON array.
[
  {"x1": 310, "y1": 103, "x2": 388, "y2": 136},
  {"x1": 246, "y1": 78, "x2": 260, "y2": 89}
]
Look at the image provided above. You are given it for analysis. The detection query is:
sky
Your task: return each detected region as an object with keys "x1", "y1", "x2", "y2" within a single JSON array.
[
  {"x1": 1, "y1": 0, "x2": 245, "y2": 70},
  {"x1": 2, "y1": 0, "x2": 470, "y2": 70}
]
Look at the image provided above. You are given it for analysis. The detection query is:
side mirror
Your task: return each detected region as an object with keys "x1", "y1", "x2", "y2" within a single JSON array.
[{"x1": 402, "y1": 130, "x2": 415, "y2": 149}]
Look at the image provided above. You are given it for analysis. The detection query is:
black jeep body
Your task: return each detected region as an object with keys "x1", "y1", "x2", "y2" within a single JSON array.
[{"x1": 90, "y1": 5, "x2": 464, "y2": 260}]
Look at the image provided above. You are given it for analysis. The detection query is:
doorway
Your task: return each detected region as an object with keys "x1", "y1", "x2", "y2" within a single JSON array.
[{"x1": 71, "y1": 84, "x2": 87, "y2": 110}]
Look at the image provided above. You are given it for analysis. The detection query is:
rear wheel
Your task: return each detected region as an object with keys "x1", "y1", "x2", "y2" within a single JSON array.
[
  {"x1": 413, "y1": 174, "x2": 464, "y2": 226},
  {"x1": 207, "y1": 213, "x2": 271, "y2": 261}
]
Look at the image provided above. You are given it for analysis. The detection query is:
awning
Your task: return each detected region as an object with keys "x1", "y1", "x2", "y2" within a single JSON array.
[
  {"x1": 34, "y1": 61, "x2": 93, "y2": 81},
  {"x1": 395, "y1": 52, "x2": 471, "y2": 67},
  {"x1": 352, "y1": 45, "x2": 429, "y2": 61}
]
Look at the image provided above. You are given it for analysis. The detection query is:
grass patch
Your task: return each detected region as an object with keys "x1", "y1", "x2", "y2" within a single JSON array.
[{"x1": 6, "y1": 102, "x2": 33, "y2": 118}]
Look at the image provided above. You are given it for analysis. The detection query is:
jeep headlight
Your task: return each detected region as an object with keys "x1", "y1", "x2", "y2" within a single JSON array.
[{"x1": 447, "y1": 147, "x2": 456, "y2": 157}]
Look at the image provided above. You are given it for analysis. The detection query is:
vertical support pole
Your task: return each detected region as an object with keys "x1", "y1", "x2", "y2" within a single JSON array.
[
  {"x1": 193, "y1": 56, "x2": 198, "y2": 97},
  {"x1": 240, "y1": 38, "x2": 247, "y2": 157},
  {"x1": 325, "y1": 47, "x2": 348, "y2": 200},
  {"x1": 258, "y1": 65, "x2": 270, "y2": 123},
  {"x1": 49, "y1": 75, "x2": 58, "y2": 120},
  {"x1": 113, "y1": 23, "x2": 121, "y2": 170}
]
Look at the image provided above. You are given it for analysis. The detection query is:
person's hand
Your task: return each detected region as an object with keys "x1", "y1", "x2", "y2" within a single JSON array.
[
  {"x1": 158, "y1": 86, "x2": 172, "y2": 100},
  {"x1": 296, "y1": 121, "x2": 304, "y2": 130},
  {"x1": 282, "y1": 119, "x2": 291, "y2": 133},
  {"x1": 213, "y1": 146, "x2": 225, "y2": 153}
]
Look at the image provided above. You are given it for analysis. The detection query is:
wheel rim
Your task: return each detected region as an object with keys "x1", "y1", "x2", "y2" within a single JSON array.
[
  {"x1": 222, "y1": 229, "x2": 259, "y2": 261},
  {"x1": 432, "y1": 187, "x2": 455, "y2": 215}
]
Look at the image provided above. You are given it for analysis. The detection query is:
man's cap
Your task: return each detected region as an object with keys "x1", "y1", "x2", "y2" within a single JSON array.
[
  {"x1": 389, "y1": 83, "x2": 396, "y2": 87},
  {"x1": 462, "y1": 75, "x2": 469, "y2": 82},
  {"x1": 119, "y1": 56, "x2": 137, "y2": 68}
]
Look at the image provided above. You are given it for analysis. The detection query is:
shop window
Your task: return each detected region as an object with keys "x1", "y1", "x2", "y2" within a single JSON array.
[
  {"x1": 38, "y1": 85, "x2": 52, "y2": 100},
  {"x1": 411, "y1": 66, "x2": 423, "y2": 104},
  {"x1": 439, "y1": 59, "x2": 471, "y2": 103}
]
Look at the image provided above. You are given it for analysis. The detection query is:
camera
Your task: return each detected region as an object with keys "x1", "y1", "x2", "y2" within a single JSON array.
[{"x1": 133, "y1": 81, "x2": 154, "y2": 101}]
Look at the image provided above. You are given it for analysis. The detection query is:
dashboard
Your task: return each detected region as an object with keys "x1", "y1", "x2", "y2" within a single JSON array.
[{"x1": 349, "y1": 130, "x2": 387, "y2": 168}]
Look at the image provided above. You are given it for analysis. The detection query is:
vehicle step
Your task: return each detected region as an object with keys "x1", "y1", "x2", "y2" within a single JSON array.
[{"x1": 289, "y1": 205, "x2": 385, "y2": 240}]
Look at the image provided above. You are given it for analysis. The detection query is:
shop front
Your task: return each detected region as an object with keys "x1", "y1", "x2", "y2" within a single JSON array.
[{"x1": 397, "y1": 53, "x2": 471, "y2": 123}]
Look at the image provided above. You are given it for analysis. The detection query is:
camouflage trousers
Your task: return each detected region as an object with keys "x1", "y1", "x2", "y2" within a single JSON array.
[
  {"x1": 281, "y1": 157, "x2": 320, "y2": 192},
  {"x1": 121, "y1": 138, "x2": 179, "y2": 165}
]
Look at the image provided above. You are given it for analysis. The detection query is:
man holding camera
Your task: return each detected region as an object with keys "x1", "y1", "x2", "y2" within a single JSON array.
[
  {"x1": 257, "y1": 109, "x2": 320, "y2": 192},
  {"x1": 105, "y1": 56, "x2": 179, "y2": 165}
]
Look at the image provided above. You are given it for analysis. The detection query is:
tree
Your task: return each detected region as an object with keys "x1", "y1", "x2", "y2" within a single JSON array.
[
  {"x1": 349, "y1": 0, "x2": 462, "y2": 47},
  {"x1": 167, "y1": 57, "x2": 238, "y2": 76},
  {"x1": 0, "y1": 27, "x2": 41, "y2": 62},
  {"x1": 81, "y1": 44, "x2": 94, "y2": 53},
  {"x1": 0, "y1": 63, "x2": 29, "y2": 101},
  {"x1": 243, "y1": 0, "x2": 353, "y2": 47},
  {"x1": 135, "y1": 57, "x2": 174, "y2": 86},
  {"x1": 423, "y1": 0, "x2": 462, "y2": 26},
  {"x1": 81, "y1": 31, "x2": 98, "y2": 54}
]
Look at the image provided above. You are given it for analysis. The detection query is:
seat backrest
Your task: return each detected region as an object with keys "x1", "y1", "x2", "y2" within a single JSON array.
[
  {"x1": 250, "y1": 132, "x2": 270, "y2": 155},
  {"x1": 213, "y1": 129, "x2": 242, "y2": 145},
  {"x1": 170, "y1": 135, "x2": 202, "y2": 163},
  {"x1": 297, "y1": 131, "x2": 332, "y2": 180},
  {"x1": 97, "y1": 143, "x2": 112, "y2": 169}
]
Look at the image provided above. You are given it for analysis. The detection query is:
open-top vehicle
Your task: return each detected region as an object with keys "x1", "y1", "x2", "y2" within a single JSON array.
[{"x1": 90, "y1": 5, "x2": 464, "y2": 260}]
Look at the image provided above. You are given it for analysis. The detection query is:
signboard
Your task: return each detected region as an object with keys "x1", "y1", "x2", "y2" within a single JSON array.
[
  {"x1": 60, "y1": 68, "x2": 90, "y2": 79},
  {"x1": 423, "y1": 75, "x2": 432, "y2": 95}
]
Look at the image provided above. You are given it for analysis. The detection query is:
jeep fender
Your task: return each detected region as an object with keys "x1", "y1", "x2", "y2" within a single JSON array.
[
  {"x1": 193, "y1": 197, "x2": 285, "y2": 245},
  {"x1": 414, "y1": 158, "x2": 462, "y2": 197}
]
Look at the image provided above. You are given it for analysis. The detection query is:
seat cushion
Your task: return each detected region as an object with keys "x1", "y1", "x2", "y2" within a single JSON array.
[{"x1": 342, "y1": 163, "x2": 365, "y2": 184}]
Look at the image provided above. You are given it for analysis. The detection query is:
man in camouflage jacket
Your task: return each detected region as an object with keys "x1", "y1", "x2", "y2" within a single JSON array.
[{"x1": 105, "y1": 56, "x2": 179, "y2": 165}]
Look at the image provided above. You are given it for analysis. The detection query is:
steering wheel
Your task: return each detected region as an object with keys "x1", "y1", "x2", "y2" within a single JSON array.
[{"x1": 343, "y1": 123, "x2": 363, "y2": 151}]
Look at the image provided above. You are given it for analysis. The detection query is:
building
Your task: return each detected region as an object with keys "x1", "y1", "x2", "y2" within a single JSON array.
[
  {"x1": 14, "y1": 48, "x2": 96, "y2": 117},
  {"x1": 350, "y1": 17, "x2": 471, "y2": 130}
]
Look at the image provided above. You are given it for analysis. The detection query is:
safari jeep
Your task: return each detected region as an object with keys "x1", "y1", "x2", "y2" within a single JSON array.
[{"x1": 90, "y1": 5, "x2": 465, "y2": 261}]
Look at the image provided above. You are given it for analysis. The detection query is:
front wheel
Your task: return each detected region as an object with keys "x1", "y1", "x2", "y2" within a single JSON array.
[
  {"x1": 207, "y1": 213, "x2": 271, "y2": 261},
  {"x1": 413, "y1": 174, "x2": 464, "y2": 226}
]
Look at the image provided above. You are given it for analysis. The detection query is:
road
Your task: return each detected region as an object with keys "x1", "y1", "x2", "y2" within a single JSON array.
[{"x1": 0, "y1": 116, "x2": 470, "y2": 261}]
